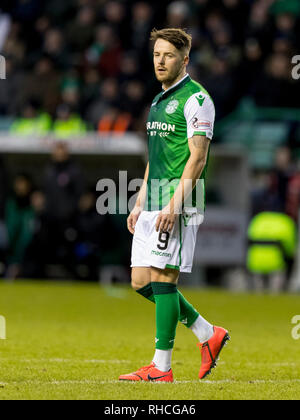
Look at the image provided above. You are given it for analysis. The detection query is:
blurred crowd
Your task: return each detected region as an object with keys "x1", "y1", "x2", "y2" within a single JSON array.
[
  {"x1": 0, "y1": 0, "x2": 299, "y2": 287},
  {"x1": 246, "y1": 145, "x2": 299, "y2": 291},
  {"x1": 0, "y1": 0, "x2": 299, "y2": 137},
  {"x1": 0, "y1": 142, "x2": 299, "y2": 286},
  {"x1": 251, "y1": 146, "x2": 300, "y2": 221},
  {"x1": 0, "y1": 142, "x2": 131, "y2": 281}
]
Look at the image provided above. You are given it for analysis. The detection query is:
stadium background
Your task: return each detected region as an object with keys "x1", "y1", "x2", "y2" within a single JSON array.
[{"x1": 0, "y1": 0, "x2": 299, "y2": 290}]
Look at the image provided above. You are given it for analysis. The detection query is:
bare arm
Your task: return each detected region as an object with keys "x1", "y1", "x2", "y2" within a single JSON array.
[
  {"x1": 155, "y1": 136, "x2": 210, "y2": 232},
  {"x1": 127, "y1": 162, "x2": 149, "y2": 234},
  {"x1": 135, "y1": 162, "x2": 149, "y2": 209}
]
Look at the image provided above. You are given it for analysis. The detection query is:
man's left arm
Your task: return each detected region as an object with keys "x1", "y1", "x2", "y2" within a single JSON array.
[
  {"x1": 155, "y1": 92, "x2": 215, "y2": 233},
  {"x1": 155, "y1": 135, "x2": 210, "y2": 232}
]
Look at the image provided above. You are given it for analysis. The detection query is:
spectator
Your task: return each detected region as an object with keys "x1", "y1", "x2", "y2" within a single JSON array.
[
  {"x1": 0, "y1": 0, "x2": 298, "y2": 134},
  {"x1": 21, "y1": 56, "x2": 61, "y2": 115},
  {"x1": 84, "y1": 24, "x2": 109, "y2": 67},
  {"x1": 118, "y1": 52, "x2": 141, "y2": 85},
  {"x1": 81, "y1": 67, "x2": 102, "y2": 110},
  {"x1": 246, "y1": 0, "x2": 273, "y2": 51},
  {"x1": 1, "y1": 21, "x2": 25, "y2": 63},
  {"x1": 274, "y1": 12, "x2": 298, "y2": 45},
  {"x1": 250, "y1": 53, "x2": 295, "y2": 108},
  {"x1": 202, "y1": 56, "x2": 235, "y2": 119},
  {"x1": 66, "y1": 5, "x2": 96, "y2": 53},
  {"x1": 210, "y1": 25, "x2": 241, "y2": 67},
  {"x1": 101, "y1": 1, "x2": 128, "y2": 48},
  {"x1": 286, "y1": 157, "x2": 300, "y2": 223},
  {"x1": 248, "y1": 147, "x2": 296, "y2": 218},
  {"x1": 72, "y1": 189, "x2": 110, "y2": 281},
  {"x1": 43, "y1": 142, "x2": 85, "y2": 276},
  {"x1": 247, "y1": 211, "x2": 297, "y2": 292},
  {"x1": 234, "y1": 38, "x2": 264, "y2": 98},
  {"x1": 43, "y1": 0, "x2": 75, "y2": 26},
  {"x1": 121, "y1": 80, "x2": 145, "y2": 117},
  {"x1": 270, "y1": 146, "x2": 295, "y2": 213},
  {"x1": 85, "y1": 77, "x2": 119, "y2": 128},
  {"x1": 220, "y1": 0, "x2": 250, "y2": 45},
  {"x1": 61, "y1": 85, "x2": 82, "y2": 115},
  {"x1": 97, "y1": 107, "x2": 132, "y2": 134},
  {"x1": 22, "y1": 190, "x2": 50, "y2": 279},
  {"x1": 10, "y1": 100, "x2": 52, "y2": 136},
  {"x1": 272, "y1": 35, "x2": 294, "y2": 55},
  {"x1": 85, "y1": 23, "x2": 122, "y2": 77},
  {"x1": 0, "y1": 56, "x2": 25, "y2": 115},
  {"x1": 42, "y1": 28, "x2": 72, "y2": 70},
  {"x1": 44, "y1": 142, "x2": 85, "y2": 223},
  {"x1": 130, "y1": 2, "x2": 153, "y2": 54},
  {"x1": 34, "y1": 15, "x2": 51, "y2": 43},
  {"x1": 166, "y1": 1, "x2": 190, "y2": 28},
  {"x1": 204, "y1": 10, "x2": 227, "y2": 41},
  {"x1": 250, "y1": 169, "x2": 284, "y2": 217},
  {"x1": 5, "y1": 173, "x2": 35, "y2": 279},
  {"x1": 53, "y1": 103, "x2": 87, "y2": 139}
]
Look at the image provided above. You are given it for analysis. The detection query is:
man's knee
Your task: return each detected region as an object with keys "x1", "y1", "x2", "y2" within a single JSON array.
[
  {"x1": 131, "y1": 267, "x2": 150, "y2": 290},
  {"x1": 131, "y1": 278, "x2": 142, "y2": 291},
  {"x1": 150, "y1": 266, "x2": 179, "y2": 284}
]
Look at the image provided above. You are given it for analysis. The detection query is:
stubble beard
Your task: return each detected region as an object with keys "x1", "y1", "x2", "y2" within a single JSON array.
[
  {"x1": 156, "y1": 73, "x2": 179, "y2": 85},
  {"x1": 155, "y1": 63, "x2": 184, "y2": 88}
]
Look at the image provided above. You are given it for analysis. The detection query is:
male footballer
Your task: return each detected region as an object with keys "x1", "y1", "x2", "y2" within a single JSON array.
[{"x1": 119, "y1": 28, "x2": 229, "y2": 382}]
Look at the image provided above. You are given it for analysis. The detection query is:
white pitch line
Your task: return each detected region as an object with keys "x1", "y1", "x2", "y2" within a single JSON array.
[
  {"x1": 214, "y1": 361, "x2": 300, "y2": 367},
  {"x1": 0, "y1": 358, "x2": 131, "y2": 364},
  {"x1": 179, "y1": 379, "x2": 300, "y2": 385},
  {"x1": 0, "y1": 358, "x2": 299, "y2": 367},
  {"x1": 0, "y1": 379, "x2": 300, "y2": 387}
]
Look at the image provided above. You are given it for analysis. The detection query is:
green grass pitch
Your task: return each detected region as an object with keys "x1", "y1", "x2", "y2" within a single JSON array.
[{"x1": 0, "y1": 280, "x2": 299, "y2": 400}]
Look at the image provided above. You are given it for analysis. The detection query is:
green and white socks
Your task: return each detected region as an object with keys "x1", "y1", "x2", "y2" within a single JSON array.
[
  {"x1": 190, "y1": 314, "x2": 214, "y2": 343},
  {"x1": 136, "y1": 282, "x2": 213, "y2": 341},
  {"x1": 151, "y1": 282, "x2": 179, "y2": 351},
  {"x1": 137, "y1": 282, "x2": 214, "y2": 372},
  {"x1": 151, "y1": 282, "x2": 179, "y2": 372},
  {"x1": 152, "y1": 349, "x2": 173, "y2": 372}
]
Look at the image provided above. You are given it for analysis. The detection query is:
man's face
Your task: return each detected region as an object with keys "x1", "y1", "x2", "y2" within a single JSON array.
[
  {"x1": 153, "y1": 38, "x2": 188, "y2": 85},
  {"x1": 52, "y1": 143, "x2": 69, "y2": 162}
]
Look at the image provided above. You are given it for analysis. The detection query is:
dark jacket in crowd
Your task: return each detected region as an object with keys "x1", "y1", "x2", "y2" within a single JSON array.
[{"x1": 44, "y1": 158, "x2": 85, "y2": 222}]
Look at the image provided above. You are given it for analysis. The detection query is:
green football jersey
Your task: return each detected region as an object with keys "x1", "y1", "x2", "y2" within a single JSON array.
[{"x1": 146, "y1": 74, "x2": 215, "y2": 212}]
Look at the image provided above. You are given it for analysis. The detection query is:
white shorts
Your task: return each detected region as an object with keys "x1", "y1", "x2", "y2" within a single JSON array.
[{"x1": 131, "y1": 209, "x2": 204, "y2": 273}]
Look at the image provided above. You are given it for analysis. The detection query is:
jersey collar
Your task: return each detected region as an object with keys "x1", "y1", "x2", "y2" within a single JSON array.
[{"x1": 158, "y1": 73, "x2": 191, "y2": 102}]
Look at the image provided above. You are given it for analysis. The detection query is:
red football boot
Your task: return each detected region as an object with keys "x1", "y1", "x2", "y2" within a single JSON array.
[
  {"x1": 119, "y1": 362, "x2": 173, "y2": 382},
  {"x1": 198, "y1": 326, "x2": 230, "y2": 379}
]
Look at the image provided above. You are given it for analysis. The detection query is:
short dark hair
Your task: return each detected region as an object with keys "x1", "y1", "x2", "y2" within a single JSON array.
[{"x1": 150, "y1": 28, "x2": 192, "y2": 55}]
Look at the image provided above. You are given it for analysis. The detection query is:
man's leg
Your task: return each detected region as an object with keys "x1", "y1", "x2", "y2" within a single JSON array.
[
  {"x1": 150, "y1": 267, "x2": 179, "y2": 372},
  {"x1": 132, "y1": 267, "x2": 213, "y2": 342},
  {"x1": 119, "y1": 266, "x2": 178, "y2": 381},
  {"x1": 131, "y1": 267, "x2": 153, "y2": 300},
  {"x1": 120, "y1": 266, "x2": 228, "y2": 381}
]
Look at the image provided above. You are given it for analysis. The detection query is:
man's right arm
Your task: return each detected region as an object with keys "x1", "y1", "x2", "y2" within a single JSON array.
[{"x1": 127, "y1": 162, "x2": 149, "y2": 234}]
